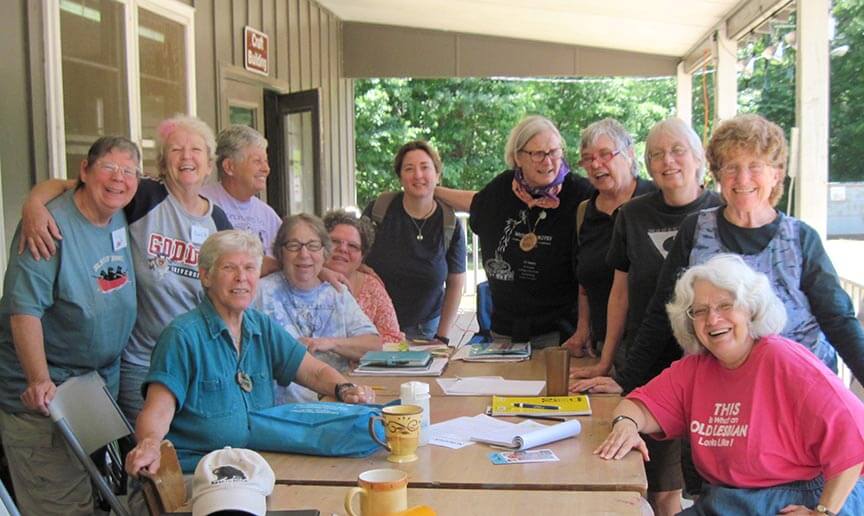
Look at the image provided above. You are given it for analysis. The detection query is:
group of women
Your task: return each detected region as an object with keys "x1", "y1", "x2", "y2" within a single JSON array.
[{"x1": 0, "y1": 108, "x2": 863, "y2": 515}]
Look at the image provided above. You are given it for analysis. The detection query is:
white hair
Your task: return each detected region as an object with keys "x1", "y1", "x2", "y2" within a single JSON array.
[
  {"x1": 503, "y1": 115, "x2": 564, "y2": 169},
  {"x1": 644, "y1": 117, "x2": 706, "y2": 184},
  {"x1": 666, "y1": 254, "x2": 787, "y2": 355}
]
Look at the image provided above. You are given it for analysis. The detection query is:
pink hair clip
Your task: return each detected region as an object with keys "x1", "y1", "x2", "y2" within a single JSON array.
[{"x1": 157, "y1": 120, "x2": 177, "y2": 140}]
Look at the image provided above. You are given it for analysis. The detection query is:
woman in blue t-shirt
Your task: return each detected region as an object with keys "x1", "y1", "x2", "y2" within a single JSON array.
[{"x1": 362, "y1": 141, "x2": 467, "y2": 343}]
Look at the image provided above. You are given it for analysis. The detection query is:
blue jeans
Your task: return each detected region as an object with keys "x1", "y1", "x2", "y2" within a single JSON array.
[
  {"x1": 682, "y1": 476, "x2": 864, "y2": 515},
  {"x1": 402, "y1": 316, "x2": 440, "y2": 341}
]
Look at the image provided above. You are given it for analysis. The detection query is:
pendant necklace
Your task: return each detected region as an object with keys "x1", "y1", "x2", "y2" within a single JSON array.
[
  {"x1": 519, "y1": 210, "x2": 547, "y2": 252},
  {"x1": 407, "y1": 202, "x2": 437, "y2": 241}
]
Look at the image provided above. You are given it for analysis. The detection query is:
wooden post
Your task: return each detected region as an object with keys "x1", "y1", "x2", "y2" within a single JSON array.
[
  {"x1": 795, "y1": 0, "x2": 829, "y2": 237},
  {"x1": 676, "y1": 62, "x2": 693, "y2": 125},
  {"x1": 714, "y1": 24, "x2": 738, "y2": 123}
]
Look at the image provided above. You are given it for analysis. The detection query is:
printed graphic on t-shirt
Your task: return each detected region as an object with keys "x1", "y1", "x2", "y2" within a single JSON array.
[
  {"x1": 93, "y1": 255, "x2": 130, "y2": 293},
  {"x1": 146, "y1": 232, "x2": 201, "y2": 280},
  {"x1": 647, "y1": 228, "x2": 678, "y2": 259},
  {"x1": 227, "y1": 213, "x2": 267, "y2": 244},
  {"x1": 485, "y1": 210, "x2": 551, "y2": 283},
  {"x1": 690, "y1": 402, "x2": 749, "y2": 448}
]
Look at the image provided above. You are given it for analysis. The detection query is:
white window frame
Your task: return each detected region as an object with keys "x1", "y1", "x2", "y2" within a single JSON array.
[{"x1": 43, "y1": 0, "x2": 196, "y2": 179}]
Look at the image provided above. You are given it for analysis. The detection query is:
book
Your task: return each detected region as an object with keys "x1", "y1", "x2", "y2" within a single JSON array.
[
  {"x1": 351, "y1": 357, "x2": 449, "y2": 377},
  {"x1": 451, "y1": 341, "x2": 531, "y2": 362},
  {"x1": 473, "y1": 419, "x2": 582, "y2": 450},
  {"x1": 358, "y1": 351, "x2": 432, "y2": 368},
  {"x1": 490, "y1": 395, "x2": 592, "y2": 417}
]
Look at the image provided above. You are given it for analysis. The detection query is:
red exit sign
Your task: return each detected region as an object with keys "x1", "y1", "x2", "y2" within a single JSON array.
[{"x1": 244, "y1": 26, "x2": 269, "y2": 76}]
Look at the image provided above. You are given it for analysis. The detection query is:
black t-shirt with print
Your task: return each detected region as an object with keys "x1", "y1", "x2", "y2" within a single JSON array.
[{"x1": 470, "y1": 170, "x2": 593, "y2": 340}]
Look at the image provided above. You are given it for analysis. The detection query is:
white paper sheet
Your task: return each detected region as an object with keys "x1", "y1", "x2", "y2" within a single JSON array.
[
  {"x1": 437, "y1": 376, "x2": 546, "y2": 396},
  {"x1": 472, "y1": 419, "x2": 582, "y2": 450},
  {"x1": 428, "y1": 414, "x2": 543, "y2": 449}
]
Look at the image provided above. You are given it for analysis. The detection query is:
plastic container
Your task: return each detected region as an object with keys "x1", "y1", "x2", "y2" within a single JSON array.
[{"x1": 400, "y1": 381, "x2": 431, "y2": 446}]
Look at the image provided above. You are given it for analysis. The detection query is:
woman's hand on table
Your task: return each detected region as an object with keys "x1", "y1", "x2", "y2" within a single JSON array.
[
  {"x1": 562, "y1": 328, "x2": 593, "y2": 358},
  {"x1": 340, "y1": 384, "x2": 376, "y2": 404},
  {"x1": 569, "y1": 376, "x2": 623, "y2": 394},
  {"x1": 301, "y1": 337, "x2": 335, "y2": 353},
  {"x1": 570, "y1": 362, "x2": 612, "y2": 379},
  {"x1": 594, "y1": 418, "x2": 649, "y2": 461}
]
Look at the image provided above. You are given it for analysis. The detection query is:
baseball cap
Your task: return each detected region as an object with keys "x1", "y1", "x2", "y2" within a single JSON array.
[{"x1": 191, "y1": 447, "x2": 275, "y2": 516}]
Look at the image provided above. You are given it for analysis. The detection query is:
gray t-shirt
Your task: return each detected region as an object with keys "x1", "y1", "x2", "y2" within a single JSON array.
[
  {"x1": 0, "y1": 190, "x2": 137, "y2": 412},
  {"x1": 122, "y1": 179, "x2": 231, "y2": 367},
  {"x1": 201, "y1": 182, "x2": 282, "y2": 257}
]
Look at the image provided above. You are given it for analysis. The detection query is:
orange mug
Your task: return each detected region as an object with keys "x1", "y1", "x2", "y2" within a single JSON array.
[{"x1": 344, "y1": 468, "x2": 408, "y2": 516}]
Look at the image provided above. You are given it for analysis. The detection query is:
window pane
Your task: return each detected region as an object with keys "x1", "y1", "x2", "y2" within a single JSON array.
[
  {"x1": 230, "y1": 106, "x2": 256, "y2": 127},
  {"x1": 138, "y1": 7, "x2": 187, "y2": 176},
  {"x1": 60, "y1": 0, "x2": 129, "y2": 175}
]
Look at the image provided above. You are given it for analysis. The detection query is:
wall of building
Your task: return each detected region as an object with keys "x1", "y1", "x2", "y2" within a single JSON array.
[
  {"x1": 0, "y1": 0, "x2": 356, "y2": 259},
  {"x1": 198, "y1": 0, "x2": 356, "y2": 210}
]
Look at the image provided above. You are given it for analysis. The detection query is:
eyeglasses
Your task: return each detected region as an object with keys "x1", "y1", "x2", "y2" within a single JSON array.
[
  {"x1": 647, "y1": 145, "x2": 689, "y2": 162},
  {"x1": 283, "y1": 240, "x2": 324, "y2": 253},
  {"x1": 578, "y1": 149, "x2": 621, "y2": 168},
  {"x1": 518, "y1": 148, "x2": 563, "y2": 163},
  {"x1": 686, "y1": 301, "x2": 736, "y2": 321},
  {"x1": 98, "y1": 161, "x2": 141, "y2": 179},
  {"x1": 331, "y1": 238, "x2": 362, "y2": 254},
  {"x1": 718, "y1": 161, "x2": 770, "y2": 179}
]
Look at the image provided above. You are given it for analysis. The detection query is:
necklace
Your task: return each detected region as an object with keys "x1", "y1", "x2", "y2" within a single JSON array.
[
  {"x1": 519, "y1": 210, "x2": 547, "y2": 252},
  {"x1": 406, "y1": 202, "x2": 437, "y2": 241}
]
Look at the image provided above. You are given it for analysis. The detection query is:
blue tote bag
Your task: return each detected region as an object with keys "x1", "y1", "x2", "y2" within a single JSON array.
[{"x1": 248, "y1": 402, "x2": 388, "y2": 457}]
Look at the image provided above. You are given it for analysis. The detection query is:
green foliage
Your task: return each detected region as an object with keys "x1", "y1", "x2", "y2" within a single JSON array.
[
  {"x1": 354, "y1": 77, "x2": 675, "y2": 205},
  {"x1": 829, "y1": 0, "x2": 864, "y2": 182}
]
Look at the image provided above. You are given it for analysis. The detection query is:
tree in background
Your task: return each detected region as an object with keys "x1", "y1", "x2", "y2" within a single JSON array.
[{"x1": 354, "y1": 76, "x2": 674, "y2": 206}]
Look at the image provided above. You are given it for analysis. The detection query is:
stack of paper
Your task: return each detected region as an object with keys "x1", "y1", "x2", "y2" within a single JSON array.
[
  {"x1": 472, "y1": 419, "x2": 582, "y2": 450},
  {"x1": 351, "y1": 357, "x2": 448, "y2": 377},
  {"x1": 428, "y1": 414, "x2": 546, "y2": 449},
  {"x1": 436, "y1": 376, "x2": 545, "y2": 396}
]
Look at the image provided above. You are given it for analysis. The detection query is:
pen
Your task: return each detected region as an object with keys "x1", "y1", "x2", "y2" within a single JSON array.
[
  {"x1": 513, "y1": 402, "x2": 560, "y2": 410},
  {"x1": 517, "y1": 414, "x2": 567, "y2": 422}
]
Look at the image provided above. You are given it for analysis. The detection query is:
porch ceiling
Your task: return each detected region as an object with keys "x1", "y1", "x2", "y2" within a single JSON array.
[{"x1": 316, "y1": 0, "x2": 743, "y2": 57}]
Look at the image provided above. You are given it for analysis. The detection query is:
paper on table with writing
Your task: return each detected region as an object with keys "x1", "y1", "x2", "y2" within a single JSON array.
[
  {"x1": 471, "y1": 419, "x2": 582, "y2": 450},
  {"x1": 437, "y1": 376, "x2": 545, "y2": 396},
  {"x1": 428, "y1": 414, "x2": 544, "y2": 449}
]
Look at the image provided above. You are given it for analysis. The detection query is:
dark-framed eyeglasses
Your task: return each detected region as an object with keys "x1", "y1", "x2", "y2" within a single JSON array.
[
  {"x1": 518, "y1": 148, "x2": 563, "y2": 163},
  {"x1": 283, "y1": 240, "x2": 324, "y2": 253},
  {"x1": 578, "y1": 149, "x2": 621, "y2": 169}
]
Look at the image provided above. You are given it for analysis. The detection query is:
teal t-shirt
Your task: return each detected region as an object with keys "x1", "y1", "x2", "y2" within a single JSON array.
[
  {"x1": 0, "y1": 190, "x2": 137, "y2": 413},
  {"x1": 144, "y1": 297, "x2": 306, "y2": 472}
]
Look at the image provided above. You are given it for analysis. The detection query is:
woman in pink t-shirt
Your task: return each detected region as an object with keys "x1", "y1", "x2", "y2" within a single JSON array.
[
  {"x1": 323, "y1": 210, "x2": 404, "y2": 344},
  {"x1": 597, "y1": 254, "x2": 864, "y2": 515}
]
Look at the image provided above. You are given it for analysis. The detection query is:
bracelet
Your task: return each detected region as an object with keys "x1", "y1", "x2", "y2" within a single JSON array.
[
  {"x1": 335, "y1": 382, "x2": 355, "y2": 402},
  {"x1": 611, "y1": 415, "x2": 639, "y2": 430},
  {"x1": 815, "y1": 504, "x2": 837, "y2": 516},
  {"x1": 433, "y1": 334, "x2": 450, "y2": 345}
]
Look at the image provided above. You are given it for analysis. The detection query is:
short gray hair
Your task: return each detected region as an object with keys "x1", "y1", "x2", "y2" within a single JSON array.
[
  {"x1": 155, "y1": 115, "x2": 217, "y2": 178},
  {"x1": 580, "y1": 118, "x2": 639, "y2": 177},
  {"x1": 216, "y1": 125, "x2": 269, "y2": 179},
  {"x1": 198, "y1": 229, "x2": 264, "y2": 277},
  {"x1": 644, "y1": 117, "x2": 706, "y2": 184},
  {"x1": 323, "y1": 209, "x2": 376, "y2": 256},
  {"x1": 504, "y1": 115, "x2": 564, "y2": 169},
  {"x1": 666, "y1": 254, "x2": 787, "y2": 355},
  {"x1": 273, "y1": 213, "x2": 333, "y2": 263}
]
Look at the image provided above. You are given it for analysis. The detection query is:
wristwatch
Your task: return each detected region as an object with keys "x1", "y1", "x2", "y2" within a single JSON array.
[
  {"x1": 433, "y1": 334, "x2": 450, "y2": 345},
  {"x1": 334, "y1": 382, "x2": 356, "y2": 402},
  {"x1": 611, "y1": 415, "x2": 639, "y2": 430},
  {"x1": 815, "y1": 505, "x2": 837, "y2": 516}
]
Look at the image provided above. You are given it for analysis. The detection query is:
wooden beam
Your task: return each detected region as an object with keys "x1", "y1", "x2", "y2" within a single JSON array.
[
  {"x1": 795, "y1": 0, "x2": 830, "y2": 237},
  {"x1": 676, "y1": 62, "x2": 692, "y2": 124},
  {"x1": 726, "y1": 0, "x2": 794, "y2": 41}
]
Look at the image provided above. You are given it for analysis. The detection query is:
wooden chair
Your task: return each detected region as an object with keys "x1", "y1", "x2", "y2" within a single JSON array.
[{"x1": 140, "y1": 440, "x2": 187, "y2": 515}]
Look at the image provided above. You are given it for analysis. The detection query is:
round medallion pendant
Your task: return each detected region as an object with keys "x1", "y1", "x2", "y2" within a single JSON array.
[{"x1": 519, "y1": 232, "x2": 538, "y2": 252}]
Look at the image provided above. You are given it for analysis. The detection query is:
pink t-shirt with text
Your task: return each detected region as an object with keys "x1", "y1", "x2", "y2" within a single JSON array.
[{"x1": 629, "y1": 335, "x2": 864, "y2": 487}]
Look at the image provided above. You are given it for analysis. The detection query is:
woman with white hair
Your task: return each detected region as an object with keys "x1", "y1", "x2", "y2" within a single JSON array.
[
  {"x1": 564, "y1": 118, "x2": 655, "y2": 357},
  {"x1": 19, "y1": 115, "x2": 233, "y2": 423},
  {"x1": 571, "y1": 117, "x2": 721, "y2": 515},
  {"x1": 435, "y1": 115, "x2": 593, "y2": 344},
  {"x1": 597, "y1": 254, "x2": 864, "y2": 515},
  {"x1": 125, "y1": 230, "x2": 375, "y2": 474}
]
